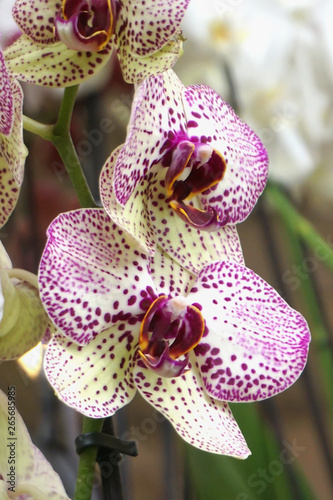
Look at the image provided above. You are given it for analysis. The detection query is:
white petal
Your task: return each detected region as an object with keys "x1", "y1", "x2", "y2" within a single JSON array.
[
  {"x1": 39, "y1": 208, "x2": 155, "y2": 345},
  {"x1": 45, "y1": 328, "x2": 138, "y2": 418},
  {"x1": 189, "y1": 261, "x2": 310, "y2": 402},
  {"x1": 133, "y1": 358, "x2": 250, "y2": 457}
]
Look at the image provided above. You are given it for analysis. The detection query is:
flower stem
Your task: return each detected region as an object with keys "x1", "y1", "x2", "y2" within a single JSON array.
[
  {"x1": 265, "y1": 183, "x2": 333, "y2": 272},
  {"x1": 53, "y1": 85, "x2": 79, "y2": 135},
  {"x1": 22, "y1": 115, "x2": 54, "y2": 141},
  {"x1": 74, "y1": 417, "x2": 105, "y2": 500},
  {"x1": 23, "y1": 85, "x2": 97, "y2": 208},
  {"x1": 51, "y1": 85, "x2": 97, "y2": 208}
]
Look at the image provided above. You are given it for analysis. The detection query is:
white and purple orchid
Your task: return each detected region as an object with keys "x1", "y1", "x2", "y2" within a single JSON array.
[
  {"x1": 0, "y1": 45, "x2": 26, "y2": 228},
  {"x1": 0, "y1": 389, "x2": 70, "y2": 499},
  {"x1": 100, "y1": 69, "x2": 269, "y2": 253},
  {"x1": 39, "y1": 208, "x2": 310, "y2": 457},
  {"x1": 4, "y1": 0, "x2": 190, "y2": 85}
]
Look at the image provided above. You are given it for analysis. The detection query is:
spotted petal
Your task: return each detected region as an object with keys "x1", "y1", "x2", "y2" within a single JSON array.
[
  {"x1": 116, "y1": 0, "x2": 190, "y2": 58},
  {"x1": 38, "y1": 208, "x2": 155, "y2": 345},
  {"x1": 100, "y1": 145, "x2": 157, "y2": 254},
  {"x1": 149, "y1": 247, "x2": 195, "y2": 297},
  {"x1": 189, "y1": 261, "x2": 310, "y2": 402},
  {"x1": 147, "y1": 168, "x2": 245, "y2": 272},
  {"x1": 133, "y1": 358, "x2": 250, "y2": 457},
  {"x1": 0, "y1": 48, "x2": 13, "y2": 136},
  {"x1": 101, "y1": 149, "x2": 244, "y2": 274},
  {"x1": 45, "y1": 327, "x2": 138, "y2": 418},
  {"x1": 0, "y1": 79, "x2": 26, "y2": 228},
  {"x1": 12, "y1": 0, "x2": 59, "y2": 44},
  {"x1": 118, "y1": 35, "x2": 184, "y2": 84},
  {"x1": 0, "y1": 389, "x2": 70, "y2": 498},
  {"x1": 12, "y1": 0, "x2": 189, "y2": 86},
  {"x1": 109, "y1": 69, "x2": 268, "y2": 229},
  {"x1": 4, "y1": 35, "x2": 113, "y2": 87},
  {"x1": 182, "y1": 85, "x2": 268, "y2": 224},
  {"x1": 112, "y1": 69, "x2": 185, "y2": 205}
]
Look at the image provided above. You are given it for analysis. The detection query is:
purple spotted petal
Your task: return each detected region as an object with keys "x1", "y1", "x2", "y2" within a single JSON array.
[
  {"x1": 0, "y1": 48, "x2": 13, "y2": 136},
  {"x1": 12, "y1": 0, "x2": 188, "y2": 86},
  {"x1": 112, "y1": 70, "x2": 185, "y2": 205},
  {"x1": 38, "y1": 208, "x2": 154, "y2": 345},
  {"x1": 100, "y1": 145, "x2": 157, "y2": 254},
  {"x1": 133, "y1": 359, "x2": 250, "y2": 457},
  {"x1": 0, "y1": 79, "x2": 26, "y2": 228},
  {"x1": 116, "y1": 0, "x2": 190, "y2": 58},
  {"x1": 45, "y1": 327, "x2": 138, "y2": 418},
  {"x1": 183, "y1": 85, "x2": 268, "y2": 224},
  {"x1": 13, "y1": 0, "x2": 59, "y2": 44},
  {"x1": 101, "y1": 152, "x2": 244, "y2": 274},
  {"x1": 110, "y1": 69, "x2": 267, "y2": 229},
  {"x1": 117, "y1": 35, "x2": 184, "y2": 84},
  {"x1": 147, "y1": 168, "x2": 245, "y2": 273},
  {"x1": 189, "y1": 261, "x2": 310, "y2": 402},
  {"x1": 4, "y1": 35, "x2": 113, "y2": 87}
]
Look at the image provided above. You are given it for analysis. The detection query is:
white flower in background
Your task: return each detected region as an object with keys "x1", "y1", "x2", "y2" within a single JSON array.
[{"x1": 178, "y1": 0, "x2": 333, "y2": 189}]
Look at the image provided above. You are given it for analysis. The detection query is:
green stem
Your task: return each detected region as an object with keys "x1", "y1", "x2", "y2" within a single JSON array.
[
  {"x1": 53, "y1": 85, "x2": 79, "y2": 136},
  {"x1": 51, "y1": 85, "x2": 97, "y2": 208},
  {"x1": 22, "y1": 115, "x2": 53, "y2": 141},
  {"x1": 23, "y1": 86, "x2": 97, "y2": 208},
  {"x1": 73, "y1": 417, "x2": 105, "y2": 500},
  {"x1": 265, "y1": 183, "x2": 333, "y2": 272}
]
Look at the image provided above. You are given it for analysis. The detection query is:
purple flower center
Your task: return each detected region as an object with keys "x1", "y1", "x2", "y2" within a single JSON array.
[
  {"x1": 138, "y1": 295, "x2": 205, "y2": 377},
  {"x1": 55, "y1": 0, "x2": 116, "y2": 51},
  {"x1": 164, "y1": 139, "x2": 226, "y2": 230}
]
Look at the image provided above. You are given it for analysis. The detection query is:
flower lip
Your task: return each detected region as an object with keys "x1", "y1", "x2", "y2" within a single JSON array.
[
  {"x1": 139, "y1": 295, "x2": 205, "y2": 377},
  {"x1": 164, "y1": 138, "x2": 227, "y2": 229},
  {"x1": 55, "y1": 0, "x2": 116, "y2": 52}
]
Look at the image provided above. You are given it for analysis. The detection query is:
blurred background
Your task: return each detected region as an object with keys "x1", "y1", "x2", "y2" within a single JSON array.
[{"x1": 0, "y1": 0, "x2": 333, "y2": 499}]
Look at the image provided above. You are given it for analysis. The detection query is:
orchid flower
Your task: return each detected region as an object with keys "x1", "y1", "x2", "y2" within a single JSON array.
[
  {"x1": 0, "y1": 242, "x2": 49, "y2": 360},
  {"x1": 100, "y1": 144, "x2": 245, "y2": 276},
  {"x1": 4, "y1": 0, "x2": 190, "y2": 86},
  {"x1": 0, "y1": 45, "x2": 26, "y2": 228},
  {"x1": 100, "y1": 69, "x2": 268, "y2": 255},
  {"x1": 0, "y1": 389, "x2": 70, "y2": 499},
  {"x1": 39, "y1": 208, "x2": 310, "y2": 457}
]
